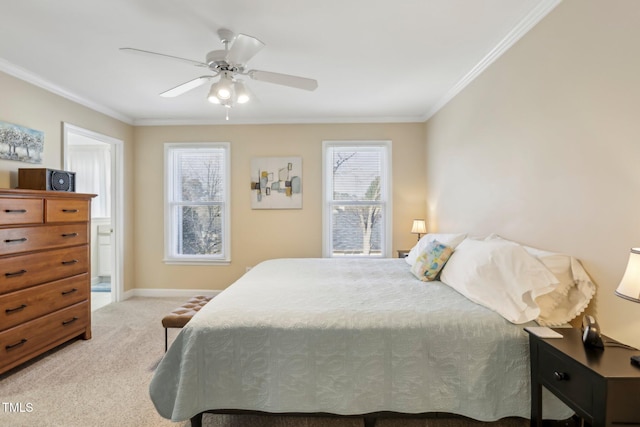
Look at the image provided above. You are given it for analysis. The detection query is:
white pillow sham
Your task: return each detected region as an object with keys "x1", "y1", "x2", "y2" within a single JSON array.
[
  {"x1": 405, "y1": 233, "x2": 467, "y2": 266},
  {"x1": 484, "y1": 234, "x2": 595, "y2": 326},
  {"x1": 439, "y1": 238, "x2": 559, "y2": 324}
]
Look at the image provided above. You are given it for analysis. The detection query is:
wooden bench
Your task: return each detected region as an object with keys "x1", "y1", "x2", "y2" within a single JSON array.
[{"x1": 162, "y1": 295, "x2": 213, "y2": 351}]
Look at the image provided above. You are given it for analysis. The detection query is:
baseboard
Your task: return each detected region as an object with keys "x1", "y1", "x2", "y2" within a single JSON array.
[{"x1": 121, "y1": 288, "x2": 222, "y2": 300}]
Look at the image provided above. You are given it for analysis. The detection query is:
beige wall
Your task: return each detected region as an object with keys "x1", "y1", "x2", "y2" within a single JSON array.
[
  {"x1": 133, "y1": 123, "x2": 426, "y2": 292},
  {"x1": 0, "y1": 71, "x2": 136, "y2": 293},
  {"x1": 425, "y1": 0, "x2": 640, "y2": 347}
]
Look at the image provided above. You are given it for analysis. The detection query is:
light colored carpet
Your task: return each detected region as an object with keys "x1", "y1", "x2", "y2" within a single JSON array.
[
  {"x1": 1, "y1": 297, "x2": 189, "y2": 427},
  {"x1": 0, "y1": 297, "x2": 530, "y2": 427}
]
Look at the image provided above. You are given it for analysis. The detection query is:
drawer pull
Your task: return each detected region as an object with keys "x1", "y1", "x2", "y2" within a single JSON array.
[
  {"x1": 61, "y1": 233, "x2": 78, "y2": 238},
  {"x1": 4, "y1": 237, "x2": 27, "y2": 243},
  {"x1": 5, "y1": 269, "x2": 27, "y2": 278},
  {"x1": 61, "y1": 288, "x2": 78, "y2": 296},
  {"x1": 4, "y1": 209, "x2": 27, "y2": 213},
  {"x1": 61, "y1": 259, "x2": 79, "y2": 265},
  {"x1": 62, "y1": 209, "x2": 79, "y2": 213},
  {"x1": 554, "y1": 371, "x2": 569, "y2": 381},
  {"x1": 62, "y1": 317, "x2": 79, "y2": 326},
  {"x1": 5, "y1": 304, "x2": 27, "y2": 314},
  {"x1": 6, "y1": 338, "x2": 27, "y2": 350}
]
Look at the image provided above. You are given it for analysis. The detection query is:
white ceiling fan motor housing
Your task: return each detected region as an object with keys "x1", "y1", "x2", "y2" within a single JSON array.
[{"x1": 206, "y1": 50, "x2": 230, "y2": 68}]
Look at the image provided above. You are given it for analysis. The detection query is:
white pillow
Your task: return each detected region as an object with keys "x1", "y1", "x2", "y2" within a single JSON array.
[
  {"x1": 484, "y1": 234, "x2": 595, "y2": 326},
  {"x1": 405, "y1": 233, "x2": 467, "y2": 266},
  {"x1": 439, "y1": 238, "x2": 559, "y2": 324}
]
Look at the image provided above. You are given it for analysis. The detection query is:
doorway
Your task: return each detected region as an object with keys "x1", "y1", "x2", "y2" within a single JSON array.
[{"x1": 63, "y1": 123, "x2": 123, "y2": 310}]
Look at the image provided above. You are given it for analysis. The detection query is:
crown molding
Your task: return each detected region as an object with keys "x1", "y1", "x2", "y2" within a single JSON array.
[
  {"x1": 421, "y1": 0, "x2": 562, "y2": 122},
  {"x1": 0, "y1": 58, "x2": 134, "y2": 125}
]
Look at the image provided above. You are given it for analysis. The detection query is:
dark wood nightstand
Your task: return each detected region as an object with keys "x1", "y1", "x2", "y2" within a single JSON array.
[
  {"x1": 397, "y1": 249, "x2": 410, "y2": 258},
  {"x1": 527, "y1": 328, "x2": 640, "y2": 427}
]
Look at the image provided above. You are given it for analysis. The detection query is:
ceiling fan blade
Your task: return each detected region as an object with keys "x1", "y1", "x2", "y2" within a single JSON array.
[
  {"x1": 248, "y1": 70, "x2": 318, "y2": 91},
  {"x1": 160, "y1": 76, "x2": 214, "y2": 97},
  {"x1": 120, "y1": 47, "x2": 208, "y2": 68},
  {"x1": 225, "y1": 34, "x2": 265, "y2": 65}
]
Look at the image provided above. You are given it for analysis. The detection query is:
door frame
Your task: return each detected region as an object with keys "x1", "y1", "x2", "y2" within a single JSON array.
[{"x1": 62, "y1": 122, "x2": 124, "y2": 303}]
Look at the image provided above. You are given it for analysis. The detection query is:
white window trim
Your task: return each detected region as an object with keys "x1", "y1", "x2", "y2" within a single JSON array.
[
  {"x1": 322, "y1": 140, "x2": 392, "y2": 258},
  {"x1": 164, "y1": 142, "x2": 231, "y2": 265}
]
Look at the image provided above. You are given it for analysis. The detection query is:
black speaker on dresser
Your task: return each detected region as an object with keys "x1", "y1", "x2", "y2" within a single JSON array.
[{"x1": 18, "y1": 168, "x2": 76, "y2": 192}]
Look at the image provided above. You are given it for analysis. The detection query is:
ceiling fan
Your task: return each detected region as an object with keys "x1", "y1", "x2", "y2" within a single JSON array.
[{"x1": 120, "y1": 28, "x2": 318, "y2": 119}]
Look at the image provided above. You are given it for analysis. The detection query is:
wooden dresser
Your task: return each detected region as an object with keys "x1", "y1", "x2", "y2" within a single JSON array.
[{"x1": 0, "y1": 188, "x2": 95, "y2": 375}]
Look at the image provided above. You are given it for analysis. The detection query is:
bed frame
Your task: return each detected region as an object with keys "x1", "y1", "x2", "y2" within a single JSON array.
[
  {"x1": 190, "y1": 410, "x2": 578, "y2": 427},
  {"x1": 190, "y1": 410, "x2": 379, "y2": 427}
]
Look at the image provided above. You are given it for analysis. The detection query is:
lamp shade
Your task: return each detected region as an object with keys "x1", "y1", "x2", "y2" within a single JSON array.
[
  {"x1": 616, "y1": 248, "x2": 640, "y2": 303},
  {"x1": 411, "y1": 219, "x2": 427, "y2": 235}
]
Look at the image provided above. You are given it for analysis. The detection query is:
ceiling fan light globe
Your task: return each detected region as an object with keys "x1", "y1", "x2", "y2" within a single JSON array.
[
  {"x1": 214, "y1": 76, "x2": 234, "y2": 100},
  {"x1": 208, "y1": 79, "x2": 233, "y2": 101},
  {"x1": 207, "y1": 85, "x2": 221, "y2": 104},
  {"x1": 216, "y1": 87, "x2": 232, "y2": 100},
  {"x1": 235, "y1": 81, "x2": 250, "y2": 104}
]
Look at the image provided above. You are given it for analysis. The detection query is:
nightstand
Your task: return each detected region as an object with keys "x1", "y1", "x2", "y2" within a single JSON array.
[
  {"x1": 397, "y1": 249, "x2": 410, "y2": 258},
  {"x1": 527, "y1": 328, "x2": 640, "y2": 427}
]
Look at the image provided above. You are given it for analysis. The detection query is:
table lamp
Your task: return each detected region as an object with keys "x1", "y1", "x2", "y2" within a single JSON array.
[
  {"x1": 411, "y1": 219, "x2": 427, "y2": 241},
  {"x1": 615, "y1": 248, "x2": 640, "y2": 364},
  {"x1": 616, "y1": 248, "x2": 640, "y2": 303}
]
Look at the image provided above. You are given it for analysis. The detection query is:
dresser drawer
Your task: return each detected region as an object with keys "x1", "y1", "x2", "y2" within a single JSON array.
[
  {"x1": 0, "y1": 245, "x2": 89, "y2": 294},
  {"x1": 539, "y1": 345, "x2": 593, "y2": 415},
  {"x1": 0, "y1": 301, "x2": 89, "y2": 371},
  {"x1": 45, "y1": 199, "x2": 90, "y2": 223},
  {"x1": 0, "y1": 224, "x2": 88, "y2": 256},
  {"x1": 0, "y1": 198, "x2": 43, "y2": 225},
  {"x1": 0, "y1": 274, "x2": 88, "y2": 331}
]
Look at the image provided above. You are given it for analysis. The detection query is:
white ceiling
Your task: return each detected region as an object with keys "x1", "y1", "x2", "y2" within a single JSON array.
[{"x1": 0, "y1": 0, "x2": 559, "y2": 126}]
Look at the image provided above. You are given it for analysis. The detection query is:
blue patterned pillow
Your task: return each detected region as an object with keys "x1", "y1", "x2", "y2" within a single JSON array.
[{"x1": 410, "y1": 240, "x2": 453, "y2": 281}]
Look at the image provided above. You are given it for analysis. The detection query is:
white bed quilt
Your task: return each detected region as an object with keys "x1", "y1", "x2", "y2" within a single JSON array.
[{"x1": 150, "y1": 258, "x2": 572, "y2": 421}]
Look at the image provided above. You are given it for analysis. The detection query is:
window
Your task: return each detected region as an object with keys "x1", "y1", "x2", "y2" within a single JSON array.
[
  {"x1": 164, "y1": 143, "x2": 230, "y2": 264},
  {"x1": 322, "y1": 141, "x2": 392, "y2": 257}
]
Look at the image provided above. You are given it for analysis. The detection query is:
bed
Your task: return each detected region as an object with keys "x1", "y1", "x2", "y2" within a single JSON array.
[{"x1": 150, "y1": 234, "x2": 595, "y2": 426}]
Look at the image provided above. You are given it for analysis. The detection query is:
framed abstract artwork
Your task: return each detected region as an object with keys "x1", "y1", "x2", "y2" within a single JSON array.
[{"x1": 250, "y1": 156, "x2": 302, "y2": 209}]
